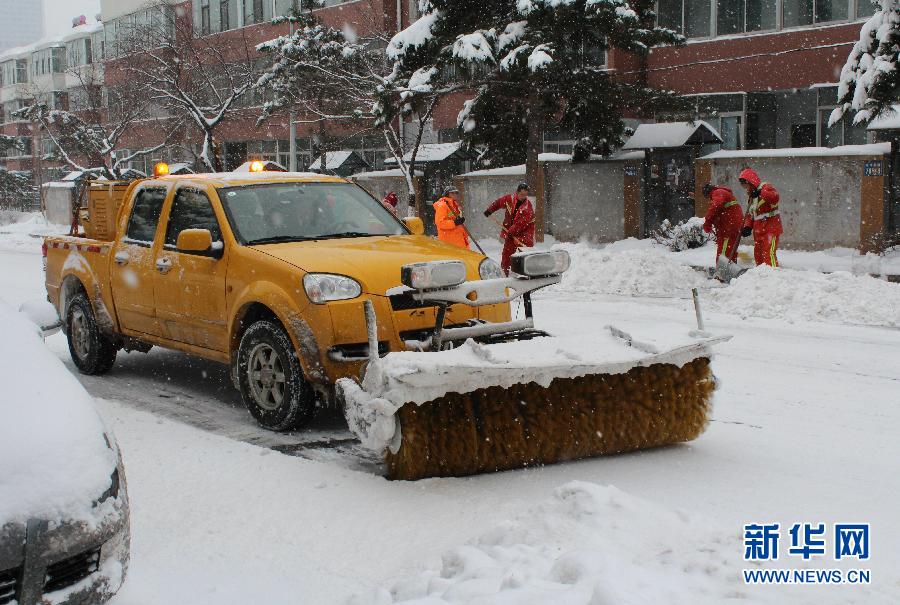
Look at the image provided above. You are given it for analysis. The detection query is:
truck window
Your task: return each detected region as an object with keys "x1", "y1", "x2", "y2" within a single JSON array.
[
  {"x1": 125, "y1": 188, "x2": 167, "y2": 245},
  {"x1": 165, "y1": 188, "x2": 223, "y2": 248}
]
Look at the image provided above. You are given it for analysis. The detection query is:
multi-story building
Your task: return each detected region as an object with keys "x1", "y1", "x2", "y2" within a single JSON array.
[
  {"x1": 0, "y1": 0, "x2": 884, "y2": 182},
  {"x1": 0, "y1": 19, "x2": 103, "y2": 176},
  {"x1": 0, "y1": 0, "x2": 44, "y2": 53}
]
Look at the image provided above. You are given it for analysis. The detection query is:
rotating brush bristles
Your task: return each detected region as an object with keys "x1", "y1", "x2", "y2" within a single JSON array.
[{"x1": 386, "y1": 358, "x2": 715, "y2": 480}]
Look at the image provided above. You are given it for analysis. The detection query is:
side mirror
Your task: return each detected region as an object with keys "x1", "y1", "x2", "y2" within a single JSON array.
[
  {"x1": 403, "y1": 217, "x2": 424, "y2": 235},
  {"x1": 177, "y1": 229, "x2": 220, "y2": 257}
]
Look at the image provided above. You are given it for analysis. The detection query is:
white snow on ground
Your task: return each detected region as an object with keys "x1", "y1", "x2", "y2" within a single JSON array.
[
  {"x1": 1, "y1": 219, "x2": 899, "y2": 604},
  {"x1": 0, "y1": 211, "x2": 66, "y2": 253},
  {"x1": 707, "y1": 265, "x2": 900, "y2": 327},
  {"x1": 0, "y1": 300, "x2": 117, "y2": 527},
  {"x1": 352, "y1": 480, "x2": 870, "y2": 605}
]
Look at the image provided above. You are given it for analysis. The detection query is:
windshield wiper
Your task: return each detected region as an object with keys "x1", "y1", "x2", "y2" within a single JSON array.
[
  {"x1": 322, "y1": 231, "x2": 378, "y2": 239},
  {"x1": 245, "y1": 235, "x2": 319, "y2": 245}
]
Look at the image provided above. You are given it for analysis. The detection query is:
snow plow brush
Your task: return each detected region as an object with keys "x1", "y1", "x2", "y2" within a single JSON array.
[{"x1": 337, "y1": 251, "x2": 723, "y2": 481}]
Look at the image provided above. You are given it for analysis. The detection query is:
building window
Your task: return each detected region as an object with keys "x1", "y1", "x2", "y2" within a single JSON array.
[
  {"x1": 856, "y1": 0, "x2": 877, "y2": 17},
  {"x1": 783, "y1": 0, "x2": 847, "y2": 26},
  {"x1": 718, "y1": 0, "x2": 777, "y2": 33},
  {"x1": 275, "y1": 0, "x2": 302, "y2": 16},
  {"x1": 247, "y1": 0, "x2": 265, "y2": 24},
  {"x1": 658, "y1": 0, "x2": 712, "y2": 37},
  {"x1": 201, "y1": 0, "x2": 211, "y2": 34},
  {"x1": 220, "y1": 1, "x2": 231, "y2": 30}
]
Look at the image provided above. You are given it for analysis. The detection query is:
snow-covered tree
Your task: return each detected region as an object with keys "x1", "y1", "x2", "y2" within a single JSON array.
[
  {"x1": 831, "y1": 0, "x2": 900, "y2": 127},
  {"x1": 0, "y1": 168, "x2": 35, "y2": 211},
  {"x1": 257, "y1": 10, "x2": 434, "y2": 210},
  {"x1": 18, "y1": 73, "x2": 175, "y2": 180},
  {"x1": 256, "y1": 12, "x2": 377, "y2": 173},
  {"x1": 382, "y1": 0, "x2": 684, "y2": 233},
  {"x1": 119, "y1": 3, "x2": 256, "y2": 172}
]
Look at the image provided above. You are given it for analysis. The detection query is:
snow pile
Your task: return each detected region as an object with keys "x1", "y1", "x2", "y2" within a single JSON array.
[
  {"x1": 0, "y1": 211, "x2": 66, "y2": 252},
  {"x1": 0, "y1": 300, "x2": 118, "y2": 526},
  {"x1": 350, "y1": 481, "x2": 761, "y2": 605},
  {"x1": 545, "y1": 242, "x2": 709, "y2": 298},
  {"x1": 340, "y1": 328, "x2": 722, "y2": 455},
  {"x1": 707, "y1": 265, "x2": 900, "y2": 327}
]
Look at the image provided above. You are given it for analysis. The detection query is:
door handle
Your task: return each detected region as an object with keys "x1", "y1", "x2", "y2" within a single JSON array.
[
  {"x1": 114, "y1": 251, "x2": 129, "y2": 266},
  {"x1": 156, "y1": 257, "x2": 173, "y2": 274}
]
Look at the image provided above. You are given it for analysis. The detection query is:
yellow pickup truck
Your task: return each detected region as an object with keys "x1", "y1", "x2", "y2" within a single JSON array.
[{"x1": 44, "y1": 170, "x2": 521, "y2": 430}]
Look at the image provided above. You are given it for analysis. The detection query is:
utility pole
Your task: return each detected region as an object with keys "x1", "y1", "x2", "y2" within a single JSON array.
[{"x1": 287, "y1": 1, "x2": 298, "y2": 171}]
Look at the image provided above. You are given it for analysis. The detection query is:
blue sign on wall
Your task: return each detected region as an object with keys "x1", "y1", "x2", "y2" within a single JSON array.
[{"x1": 864, "y1": 160, "x2": 883, "y2": 177}]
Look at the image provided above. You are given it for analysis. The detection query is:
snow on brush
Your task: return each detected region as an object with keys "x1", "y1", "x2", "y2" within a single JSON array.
[
  {"x1": 348, "y1": 481, "x2": 792, "y2": 605},
  {"x1": 707, "y1": 265, "x2": 900, "y2": 327}
]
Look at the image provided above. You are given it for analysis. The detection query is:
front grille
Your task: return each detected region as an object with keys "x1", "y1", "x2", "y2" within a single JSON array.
[
  {"x1": 399, "y1": 323, "x2": 472, "y2": 343},
  {"x1": 327, "y1": 341, "x2": 389, "y2": 361},
  {"x1": 389, "y1": 293, "x2": 438, "y2": 311},
  {"x1": 0, "y1": 567, "x2": 20, "y2": 605},
  {"x1": 44, "y1": 548, "x2": 100, "y2": 594}
]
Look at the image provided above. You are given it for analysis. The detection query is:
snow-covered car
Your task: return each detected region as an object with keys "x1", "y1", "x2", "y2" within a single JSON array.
[{"x1": 0, "y1": 301, "x2": 129, "y2": 605}]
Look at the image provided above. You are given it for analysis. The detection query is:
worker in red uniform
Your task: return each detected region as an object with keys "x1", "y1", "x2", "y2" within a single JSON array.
[
  {"x1": 433, "y1": 186, "x2": 469, "y2": 249},
  {"x1": 483, "y1": 182, "x2": 536, "y2": 275},
  {"x1": 701, "y1": 182, "x2": 744, "y2": 271},
  {"x1": 738, "y1": 168, "x2": 782, "y2": 267}
]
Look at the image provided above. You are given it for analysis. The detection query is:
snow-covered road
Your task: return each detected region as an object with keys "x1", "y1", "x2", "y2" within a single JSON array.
[{"x1": 1, "y1": 221, "x2": 898, "y2": 604}]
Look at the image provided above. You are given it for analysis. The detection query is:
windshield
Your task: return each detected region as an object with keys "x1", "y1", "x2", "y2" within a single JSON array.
[{"x1": 218, "y1": 182, "x2": 407, "y2": 244}]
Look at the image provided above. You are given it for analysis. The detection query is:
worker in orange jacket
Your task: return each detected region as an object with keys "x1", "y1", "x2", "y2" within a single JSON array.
[
  {"x1": 433, "y1": 186, "x2": 469, "y2": 249},
  {"x1": 738, "y1": 168, "x2": 782, "y2": 267},
  {"x1": 484, "y1": 182, "x2": 536, "y2": 275}
]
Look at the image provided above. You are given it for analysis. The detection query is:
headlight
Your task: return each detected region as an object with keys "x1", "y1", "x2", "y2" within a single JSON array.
[
  {"x1": 401, "y1": 261, "x2": 467, "y2": 290},
  {"x1": 303, "y1": 273, "x2": 362, "y2": 304},
  {"x1": 479, "y1": 258, "x2": 504, "y2": 280},
  {"x1": 510, "y1": 250, "x2": 571, "y2": 277}
]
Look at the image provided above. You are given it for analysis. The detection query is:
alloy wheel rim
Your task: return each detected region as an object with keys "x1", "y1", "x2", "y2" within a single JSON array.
[
  {"x1": 248, "y1": 343, "x2": 286, "y2": 411},
  {"x1": 71, "y1": 307, "x2": 90, "y2": 360}
]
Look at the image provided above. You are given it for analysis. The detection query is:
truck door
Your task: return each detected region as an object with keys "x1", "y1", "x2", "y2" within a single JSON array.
[
  {"x1": 153, "y1": 186, "x2": 229, "y2": 352},
  {"x1": 110, "y1": 186, "x2": 168, "y2": 337}
]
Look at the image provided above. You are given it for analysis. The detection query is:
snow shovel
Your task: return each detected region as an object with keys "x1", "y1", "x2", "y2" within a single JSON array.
[{"x1": 337, "y1": 251, "x2": 722, "y2": 481}]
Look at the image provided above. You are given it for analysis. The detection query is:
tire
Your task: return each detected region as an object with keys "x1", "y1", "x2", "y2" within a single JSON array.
[
  {"x1": 66, "y1": 292, "x2": 117, "y2": 375},
  {"x1": 237, "y1": 320, "x2": 315, "y2": 431}
]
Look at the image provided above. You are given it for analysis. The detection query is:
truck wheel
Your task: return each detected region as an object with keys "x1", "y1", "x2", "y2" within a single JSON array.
[
  {"x1": 237, "y1": 320, "x2": 315, "y2": 431},
  {"x1": 66, "y1": 293, "x2": 117, "y2": 375}
]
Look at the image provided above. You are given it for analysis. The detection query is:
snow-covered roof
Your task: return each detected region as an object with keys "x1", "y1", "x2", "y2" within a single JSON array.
[
  {"x1": 458, "y1": 153, "x2": 637, "y2": 178},
  {"x1": 60, "y1": 21, "x2": 104, "y2": 43},
  {"x1": 233, "y1": 160, "x2": 287, "y2": 172},
  {"x1": 352, "y1": 168, "x2": 423, "y2": 179},
  {"x1": 622, "y1": 121, "x2": 723, "y2": 149},
  {"x1": 308, "y1": 150, "x2": 367, "y2": 171},
  {"x1": 866, "y1": 106, "x2": 900, "y2": 131},
  {"x1": 701, "y1": 142, "x2": 891, "y2": 159},
  {"x1": 383, "y1": 142, "x2": 469, "y2": 165}
]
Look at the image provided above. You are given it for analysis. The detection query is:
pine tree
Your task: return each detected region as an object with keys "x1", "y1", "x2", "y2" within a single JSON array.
[
  {"x1": 831, "y1": 0, "x2": 900, "y2": 126},
  {"x1": 381, "y1": 0, "x2": 684, "y2": 236}
]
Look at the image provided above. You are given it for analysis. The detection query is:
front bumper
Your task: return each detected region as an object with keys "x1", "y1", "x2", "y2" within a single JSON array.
[{"x1": 0, "y1": 491, "x2": 129, "y2": 605}]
